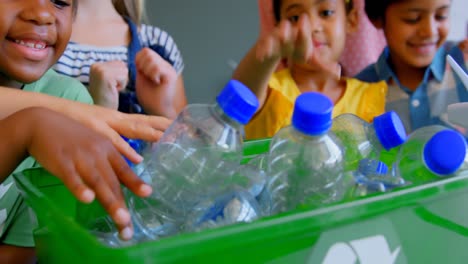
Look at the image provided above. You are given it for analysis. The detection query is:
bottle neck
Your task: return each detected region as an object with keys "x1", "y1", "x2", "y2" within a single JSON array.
[
  {"x1": 211, "y1": 104, "x2": 243, "y2": 129},
  {"x1": 368, "y1": 124, "x2": 386, "y2": 152},
  {"x1": 292, "y1": 126, "x2": 327, "y2": 140}
]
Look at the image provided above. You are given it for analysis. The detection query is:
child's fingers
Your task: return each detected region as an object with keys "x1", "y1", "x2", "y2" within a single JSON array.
[
  {"x1": 110, "y1": 152, "x2": 153, "y2": 197},
  {"x1": 293, "y1": 14, "x2": 313, "y2": 63},
  {"x1": 135, "y1": 48, "x2": 151, "y2": 67},
  {"x1": 112, "y1": 114, "x2": 171, "y2": 142},
  {"x1": 107, "y1": 129, "x2": 144, "y2": 164},
  {"x1": 58, "y1": 163, "x2": 96, "y2": 204},
  {"x1": 80, "y1": 160, "x2": 133, "y2": 240},
  {"x1": 256, "y1": 37, "x2": 270, "y2": 61},
  {"x1": 277, "y1": 20, "x2": 295, "y2": 58}
]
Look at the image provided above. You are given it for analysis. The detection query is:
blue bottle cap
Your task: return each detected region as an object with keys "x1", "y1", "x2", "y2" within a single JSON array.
[
  {"x1": 423, "y1": 130, "x2": 467, "y2": 175},
  {"x1": 216, "y1": 80, "x2": 259, "y2": 125},
  {"x1": 375, "y1": 161, "x2": 389, "y2": 175},
  {"x1": 358, "y1": 159, "x2": 388, "y2": 176},
  {"x1": 121, "y1": 136, "x2": 146, "y2": 165},
  {"x1": 292, "y1": 92, "x2": 333, "y2": 136},
  {"x1": 373, "y1": 111, "x2": 407, "y2": 150}
]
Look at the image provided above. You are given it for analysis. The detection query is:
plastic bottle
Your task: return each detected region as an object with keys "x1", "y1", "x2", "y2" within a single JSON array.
[
  {"x1": 352, "y1": 159, "x2": 406, "y2": 197},
  {"x1": 395, "y1": 126, "x2": 468, "y2": 185},
  {"x1": 183, "y1": 187, "x2": 261, "y2": 232},
  {"x1": 136, "y1": 80, "x2": 259, "y2": 223},
  {"x1": 266, "y1": 92, "x2": 345, "y2": 214},
  {"x1": 331, "y1": 111, "x2": 407, "y2": 171}
]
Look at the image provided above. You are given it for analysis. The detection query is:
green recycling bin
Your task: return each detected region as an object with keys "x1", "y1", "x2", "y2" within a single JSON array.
[{"x1": 13, "y1": 138, "x2": 468, "y2": 264}]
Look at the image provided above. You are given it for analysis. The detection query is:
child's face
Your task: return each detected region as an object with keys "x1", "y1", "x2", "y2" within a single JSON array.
[
  {"x1": 383, "y1": 0, "x2": 450, "y2": 70},
  {"x1": 0, "y1": 0, "x2": 74, "y2": 86},
  {"x1": 279, "y1": 0, "x2": 353, "y2": 68}
]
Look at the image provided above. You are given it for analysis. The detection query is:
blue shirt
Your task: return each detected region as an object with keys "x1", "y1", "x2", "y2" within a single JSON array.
[{"x1": 356, "y1": 44, "x2": 468, "y2": 134}]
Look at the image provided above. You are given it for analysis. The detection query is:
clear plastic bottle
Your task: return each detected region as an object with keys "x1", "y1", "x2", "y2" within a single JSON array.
[
  {"x1": 266, "y1": 92, "x2": 345, "y2": 214},
  {"x1": 136, "y1": 80, "x2": 259, "y2": 222},
  {"x1": 183, "y1": 187, "x2": 261, "y2": 232},
  {"x1": 331, "y1": 111, "x2": 407, "y2": 171},
  {"x1": 352, "y1": 159, "x2": 406, "y2": 197},
  {"x1": 395, "y1": 126, "x2": 468, "y2": 185}
]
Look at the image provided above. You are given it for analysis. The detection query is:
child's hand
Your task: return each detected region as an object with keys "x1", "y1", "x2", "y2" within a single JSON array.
[
  {"x1": 255, "y1": 14, "x2": 340, "y2": 79},
  {"x1": 135, "y1": 48, "x2": 178, "y2": 118},
  {"x1": 8, "y1": 108, "x2": 153, "y2": 240},
  {"x1": 256, "y1": 13, "x2": 314, "y2": 64},
  {"x1": 60, "y1": 102, "x2": 172, "y2": 164},
  {"x1": 89, "y1": 61, "x2": 129, "y2": 109}
]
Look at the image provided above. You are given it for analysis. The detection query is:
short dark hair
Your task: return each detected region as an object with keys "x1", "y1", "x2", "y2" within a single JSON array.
[
  {"x1": 364, "y1": 0, "x2": 403, "y2": 22},
  {"x1": 273, "y1": 0, "x2": 354, "y2": 22}
]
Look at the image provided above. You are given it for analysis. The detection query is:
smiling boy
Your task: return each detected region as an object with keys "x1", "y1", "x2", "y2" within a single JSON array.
[{"x1": 356, "y1": 0, "x2": 468, "y2": 133}]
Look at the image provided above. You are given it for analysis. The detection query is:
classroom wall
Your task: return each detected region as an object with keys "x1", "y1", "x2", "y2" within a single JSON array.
[{"x1": 146, "y1": 1, "x2": 259, "y2": 104}]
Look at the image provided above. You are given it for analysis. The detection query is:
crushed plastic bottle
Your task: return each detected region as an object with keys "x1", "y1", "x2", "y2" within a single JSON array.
[
  {"x1": 131, "y1": 80, "x2": 259, "y2": 236},
  {"x1": 352, "y1": 159, "x2": 406, "y2": 197},
  {"x1": 184, "y1": 188, "x2": 261, "y2": 232}
]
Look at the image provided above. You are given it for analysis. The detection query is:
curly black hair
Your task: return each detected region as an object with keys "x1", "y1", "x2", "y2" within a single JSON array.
[
  {"x1": 364, "y1": 0, "x2": 404, "y2": 22},
  {"x1": 272, "y1": 0, "x2": 354, "y2": 22}
]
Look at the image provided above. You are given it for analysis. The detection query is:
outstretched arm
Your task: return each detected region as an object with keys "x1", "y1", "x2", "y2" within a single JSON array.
[
  {"x1": 0, "y1": 87, "x2": 171, "y2": 164},
  {"x1": 232, "y1": 14, "x2": 314, "y2": 108}
]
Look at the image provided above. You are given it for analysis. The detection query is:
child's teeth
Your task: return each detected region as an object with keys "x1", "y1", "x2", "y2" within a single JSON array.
[{"x1": 14, "y1": 39, "x2": 46, "y2": 49}]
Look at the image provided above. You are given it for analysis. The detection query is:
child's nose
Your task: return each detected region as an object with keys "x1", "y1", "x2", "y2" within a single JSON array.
[
  {"x1": 20, "y1": 0, "x2": 55, "y2": 26},
  {"x1": 308, "y1": 14, "x2": 323, "y2": 33},
  {"x1": 418, "y1": 17, "x2": 438, "y2": 39}
]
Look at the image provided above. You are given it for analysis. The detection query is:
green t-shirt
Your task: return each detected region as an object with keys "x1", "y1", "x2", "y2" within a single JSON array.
[{"x1": 0, "y1": 69, "x2": 93, "y2": 247}]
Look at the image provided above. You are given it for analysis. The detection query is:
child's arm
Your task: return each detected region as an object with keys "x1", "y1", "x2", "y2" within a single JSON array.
[
  {"x1": 0, "y1": 88, "x2": 171, "y2": 164},
  {"x1": 135, "y1": 48, "x2": 187, "y2": 119},
  {"x1": 0, "y1": 107, "x2": 151, "y2": 240},
  {"x1": 0, "y1": 244, "x2": 35, "y2": 264},
  {"x1": 232, "y1": 14, "x2": 314, "y2": 108}
]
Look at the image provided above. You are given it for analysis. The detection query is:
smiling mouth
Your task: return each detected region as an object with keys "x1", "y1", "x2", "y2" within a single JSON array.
[
  {"x1": 409, "y1": 43, "x2": 436, "y2": 48},
  {"x1": 8, "y1": 38, "x2": 49, "y2": 50}
]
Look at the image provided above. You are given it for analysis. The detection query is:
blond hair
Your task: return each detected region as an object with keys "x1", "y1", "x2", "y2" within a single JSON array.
[{"x1": 112, "y1": 0, "x2": 146, "y2": 25}]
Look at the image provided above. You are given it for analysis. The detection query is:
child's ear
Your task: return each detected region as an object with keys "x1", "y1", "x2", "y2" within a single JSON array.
[{"x1": 346, "y1": 8, "x2": 359, "y2": 34}]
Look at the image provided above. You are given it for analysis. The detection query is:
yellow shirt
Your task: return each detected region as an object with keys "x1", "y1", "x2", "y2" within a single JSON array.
[{"x1": 245, "y1": 69, "x2": 388, "y2": 140}]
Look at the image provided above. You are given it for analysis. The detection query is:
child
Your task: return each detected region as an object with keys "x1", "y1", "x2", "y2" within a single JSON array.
[
  {"x1": 0, "y1": 107, "x2": 153, "y2": 263},
  {"x1": 258, "y1": 0, "x2": 388, "y2": 77},
  {"x1": 54, "y1": 0, "x2": 186, "y2": 119},
  {"x1": 233, "y1": 0, "x2": 388, "y2": 140},
  {"x1": 0, "y1": 0, "x2": 154, "y2": 260},
  {"x1": 356, "y1": 0, "x2": 468, "y2": 133}
]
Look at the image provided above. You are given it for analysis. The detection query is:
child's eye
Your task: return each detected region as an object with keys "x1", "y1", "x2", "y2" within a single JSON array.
[
  {"x1": 435, "y1": 15, "x2": 448, "y2": 22},
  {"x1": 288, "y1": 15, "x2": 300, "y2": 23},
  {"x1": 51, "y1": 0, "x2": 71, "y2": 8},
  {"x1": 402, "y1": 17, "x2": 420, "y2": 24},
  {"x1": 319, "y1": 9, "x2": 335, "y2": 17}
]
